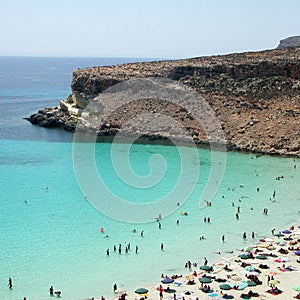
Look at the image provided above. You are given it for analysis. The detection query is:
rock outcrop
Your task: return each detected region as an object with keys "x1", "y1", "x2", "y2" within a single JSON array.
[
  {"x1": 277, "y1": 36, "x2": 300, "y2": 49},
  {"x1": 27, "y1": 46, "x2": 300, "y2": 156}
]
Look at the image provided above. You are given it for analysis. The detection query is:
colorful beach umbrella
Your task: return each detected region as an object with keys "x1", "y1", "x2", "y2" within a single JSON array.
[
  {"x1": 281, "y1": 229, "x2": 292, "y2": 234},
  {"x1": 244, "y1": 246, "x2": 253, "y2": 252},
  {"x1": 256, "y1": 255, "x2": 267, "y2": 260},
  {"x1": 200, "y1": 265, "x2": 212, "y2": 271},
  {"x1": 295, "y1": 251, "x2": 300, "y2": 255},
  {"x1": 274, "y1": 233, "x2": 284, "y2": 237},
  {"x1": 293, "y1": 286, "x2": 300, "y2": 292},
  {"x1": 208, "y1": 293, "x2": 219, "y2": 298},
  {"x1": 238, "y1": 254, "x2": 249, "y2": 259},
  {"x1": 244, "y1": 265, "x2": 255, "y2": 271},
  {"x1": 246, "y1": 281, "x2": 257, "y2": 286},
  {"x1": 164, "y1": 288, "x2": 176, "y2": 294},
  {"x1": 219, "y1": 284, "x2": 231, "y2": 290},
  {"x1": 135, "y1": 288, "x2": 148, "y2": 294},
  {"x1": 199, "y1": 277, "x2": 212, "y2": 283},
  {"x1": 269, "y1": 279, "x2": 280, "y2": 285}
]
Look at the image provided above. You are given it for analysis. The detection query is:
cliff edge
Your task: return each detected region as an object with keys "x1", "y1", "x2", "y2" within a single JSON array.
[
  {"x1": 277, "y1": 36, "x2": 300, "y2": 49},
  {"x1": 27, "y1": 47, "x2": 300, "y2": 156}
]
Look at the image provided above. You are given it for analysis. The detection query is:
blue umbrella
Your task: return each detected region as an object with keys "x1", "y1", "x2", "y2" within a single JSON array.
[
  {"x1": 281, "y1": 229, "x2": 292, "y2": 234},
  {"x1": 161, "y1": 278, "x2": 174, "y2": 284},
  {"x1": 295, "y1": 251, "x2": 300, "y2": 256},
  {"x1": 245, "y1": 266, "x2": 255, "y2": 271}
]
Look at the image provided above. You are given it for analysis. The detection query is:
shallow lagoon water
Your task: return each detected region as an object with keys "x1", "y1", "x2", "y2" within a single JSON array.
[{"x1": 0, "y1": 139, "x2": 299, "y2": 300}]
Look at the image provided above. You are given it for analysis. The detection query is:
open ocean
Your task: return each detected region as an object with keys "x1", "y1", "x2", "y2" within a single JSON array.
[{"x1": 0, "y1": 56, "x2": 299, "y2": 300}]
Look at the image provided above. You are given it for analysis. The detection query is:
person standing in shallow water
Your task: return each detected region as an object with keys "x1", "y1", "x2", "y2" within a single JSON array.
[
  {"x1": 113, "y1": 283, "x2": 117, "y2": 293},
  {"x1": 8, "y1": 277, "x2": 12, "y2": 289},
  {"x1": 222, "y1": 235, "x2": 225, "y2": 242},
  {"x1": 49, "y1": 286, "x2": 54, "y2": 296}
]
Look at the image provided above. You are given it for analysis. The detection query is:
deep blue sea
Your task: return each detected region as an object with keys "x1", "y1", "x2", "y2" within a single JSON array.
[{"x1": 0, "y1": 56, "x2": 299, "y2": 300}]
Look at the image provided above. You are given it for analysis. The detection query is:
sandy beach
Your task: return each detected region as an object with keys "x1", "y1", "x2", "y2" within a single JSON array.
[{"x1": 107, "y1": 224, "x2": 300, "y2": 300}]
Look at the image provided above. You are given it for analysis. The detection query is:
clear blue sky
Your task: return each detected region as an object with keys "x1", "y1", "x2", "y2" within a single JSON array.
[{"x1": 1, "y1": 0, "x2": 299, "y2": 58}]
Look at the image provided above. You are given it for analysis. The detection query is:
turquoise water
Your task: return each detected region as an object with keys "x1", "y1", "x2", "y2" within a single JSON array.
[
  {"x1": 0, "y1": 57, "x2": 299, "y2": 300},
  {"x1": 0, "y1": 139, "x2": 299, "y2": 300}
]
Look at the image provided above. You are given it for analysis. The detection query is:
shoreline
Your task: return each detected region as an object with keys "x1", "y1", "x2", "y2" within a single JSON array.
[
  {"x1": 26, "y1": 117, "x2": 300, "y2": 158},
  {"x1": 108, "y1": 224, "x2": 300, "y2": 300}
]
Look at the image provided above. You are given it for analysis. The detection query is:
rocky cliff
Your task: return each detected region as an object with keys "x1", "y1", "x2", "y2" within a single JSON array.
[
  {"x1": 277, "y1": 36, "x2": 300, "y2": 49},
  {"x1": 27, "y1": 47, "x2": 300, "y2": 156}
]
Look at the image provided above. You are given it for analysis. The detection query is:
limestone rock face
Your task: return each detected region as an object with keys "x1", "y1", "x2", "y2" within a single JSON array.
[
  {"x1": 277, "y1": 36, "x2": 300, "y2": 49},
  {"x1": 27, "y1": 46, "x2": 300, "y2": 156}
]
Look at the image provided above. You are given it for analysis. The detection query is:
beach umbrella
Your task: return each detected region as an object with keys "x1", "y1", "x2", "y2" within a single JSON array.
[
  {"x1": 174, "y1": 281, "x2": 182, "y2": 287},
  {"x1": 200, "y1": 265, "x2": 212, "y2": 271},
  {"x1": 244, "y1": 265, "x2": 255, "y2": 271},
  {"x1": 281, "y1": 229, "x2": 292, "y2": 234},
  {"x1": 295, "y1": 251, "x2": 300, "y2": 256},
  {"x1": 277, "y1": 239, "x2": 286, "y2": 243},
  {"x1": 256, "y1": 255, "x2": 267, "y2": 260},
  {"x1": 246, "y1": 281, "x2": 257, "y2": 286},
  {"x1": 164, "y1": 288, "x2": 176, "y2": 294},
  {"x1": 219, "y1": 284, "x2": 231, "y2": 290},
  {"x1": 238, "y1": 254, "x2": 249, "y2": 259},
  {"x1": 222, "y1": 295, "x2": 234, "y2": 299},
  {"x1": 293, "y1": 286, "x2": 300, "y2": 292},
  {"x1": 237, "y1": 282, "x2": 248, "y2": 290},
  {"x1": 269, "y1": 279, "x2": 280, "y2": 285},
  {"x1": 208, "y1": 293, "x2": 219, "y2": 298},
  {"x1": 161, "y1": 278, "x2": 174, "y2": 284},
  {"x1": 244, "y1": 246, "x2": 253, "y2": 252},
  {"x1": 274, "y1": 233, "x2": 284, "y2": 237},
  {"x1": 135, "y1": 288, "x2": 148, "y2": 294},
  {"x1": 199, "y1": 277, "x2": 212, "y2": 283}
]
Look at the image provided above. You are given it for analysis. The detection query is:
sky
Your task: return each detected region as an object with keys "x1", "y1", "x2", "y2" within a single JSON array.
[{"x1": 0, "y1": 0, "x2": 299, "y2": 58}]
